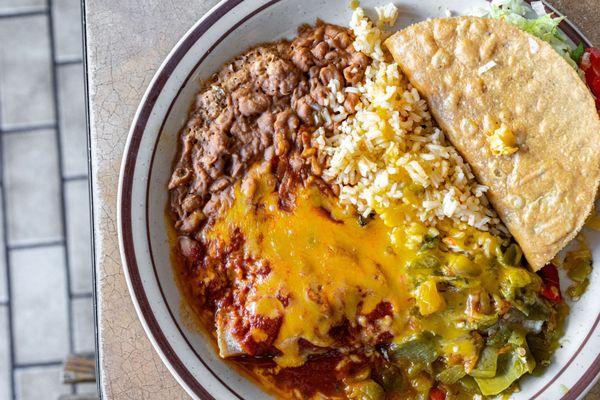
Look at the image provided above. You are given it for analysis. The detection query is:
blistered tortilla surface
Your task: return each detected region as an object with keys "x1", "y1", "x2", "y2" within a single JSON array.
[{"x1": 385, "y1": 17, "x2": 600, "y2": 270}]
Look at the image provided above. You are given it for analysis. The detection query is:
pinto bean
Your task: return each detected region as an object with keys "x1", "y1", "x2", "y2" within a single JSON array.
[
  {"x1": 319, "y1": 64, "x2": 344, "y2": 86},
  {"x1": 213, "y1": 98, "x2": 234, "y2": 133},
  {"x1": 209, "y1": 177, "x2": 231, "y2": 193},
  {"x1": 274, "y1": 132, "x2": 289, "y2": 156},
  {"x1": 190, "y1": 169, "x2": 209, "y2": 195},
  {"x1": 291, "y1": 46, "x2": 314, "y2": 72},
  {"x1": 274, "y1": 109, "x2": 299, "y2": 135},
  {"x1": 300, "y1": 127, "x2": 312, "y2": 149},
  {"x1": 324, "y1": 50, "x2": 339, "y2": 62},
  {"x1": 258, "y1": 59, "x2": 301, "y2": 96},
  {"x1": 324, "y1": 24, "x2": 343, "y2": 40},
  {"x1": 293, "y1": 35, "x2": 314, "y2": 48},
  {"x1": 180, "y1": 209, "x2": 205, "y2": 233},
  {"x1": 343, "y1": 65, "x2": 364, "y2": 85},
  {"x1": 178, "y1": 236, "x2": 203, "y2": 262},
  {"x1": 168, "y1": 167, "x2": 192, "y2": 189},
  {"x1": 182, "y1": 194, "x2": 202, "y2": 213},
  {"x1": 237, "y1": 91, "x2": 270, "y2": 116},
  {"x1": 310, "y1": 155, "x2": 322, "y2": 176},
  {"x1": 332, "y1": 31, "x2": 352, "y2": 49},
  {"x1": 257, "y1": 111, "x2": 275, "y2": 136},
  {"x1": 314, "y1": 25, "x2": 325, "y2": 41},
  {"x1": 310, "y1": 84, "x2": 329, "y2": 107},
  {"x1": 311, "y1": 41, "x2": 329, "y2": 60},
  {"x1": 273, "y1": 110, "x2": 299, "y2": 155},
  {"x1": 308, "y1": 65, "x2": 320, "y2": 79},
  {"x1": 352, "y1": 51, "x2": 370, "y2": 67},
  {"x1": 296, "y1": 96, "x2": 314, "y2": 124},
  {"x1": 343, "y1": 92, "x2": 360, "y2": 113}
]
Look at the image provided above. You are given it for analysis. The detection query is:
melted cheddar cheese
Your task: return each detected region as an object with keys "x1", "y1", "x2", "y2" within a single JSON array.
[
  {"x1": 204, "y1": 166, "x2": 527, "y2": 371},
  {"x1": 207, "y1": 178, "x2": 413, "y2": 366}
]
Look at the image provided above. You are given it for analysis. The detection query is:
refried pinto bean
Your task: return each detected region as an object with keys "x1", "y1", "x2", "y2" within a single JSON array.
[
  {"x1": 235, "y1": 88, "x2": 270, "y2": 116},
  {"x1": 169, "y1": 22, "x2": 369, "y2": 234},
  {"x1": 319, "y1": 64, "x2": 344, "y2": 86},
  {"x1": 291, "y1": 47, "x2": 314, "y2": 72},
  {"x1": 311, "y1": 42, "x2": 329, "y2": 60}
]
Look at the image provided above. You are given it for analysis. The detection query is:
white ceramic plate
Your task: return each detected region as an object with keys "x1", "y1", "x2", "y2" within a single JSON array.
[{"x1": 117, "y1": 0, "x2": 600, "y2": 398}]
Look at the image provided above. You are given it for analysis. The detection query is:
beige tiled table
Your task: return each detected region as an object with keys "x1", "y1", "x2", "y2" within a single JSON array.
[{"x1": 84, "y1": 0, "x2": 600, "y2": 398}]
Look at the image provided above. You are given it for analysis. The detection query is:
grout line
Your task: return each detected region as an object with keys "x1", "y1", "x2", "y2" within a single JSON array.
[
  {"x1": 7, "y1": 240, "x2": 64, "y2": 251},
  {"x1": 0, "y1": 11, "x2": 20, "y2": 397},
  {"x1": 1, "y1": 123, "x2": 57, "y2": 135},
  {"x1": 13, "y1": 360, "x2": 63, "y2": 369},
  {"x1": 0, "y1": 8, "x2": 47, "y2": 19},
  {"x1": 47, "y1": 1, "x2": 76, "y2": 395},
  {"x1": 63, "y1": 174, "x2": 88, "y2": 182},
  {"x1": 56, "y1": 58, "x2": 83, "y2": 66},
  {"x1": 0, "y1": 71, "x2": 18, "y2": 400}
]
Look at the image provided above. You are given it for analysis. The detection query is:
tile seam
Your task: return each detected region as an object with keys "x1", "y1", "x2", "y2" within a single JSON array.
[{"x1": 47, "y1": 1, "x2": 77, "y2": 394}]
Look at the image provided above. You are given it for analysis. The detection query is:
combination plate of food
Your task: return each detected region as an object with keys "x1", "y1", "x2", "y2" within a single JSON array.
[{"x1": 118, "y1": 0, "x2": 600, "y2": 399}]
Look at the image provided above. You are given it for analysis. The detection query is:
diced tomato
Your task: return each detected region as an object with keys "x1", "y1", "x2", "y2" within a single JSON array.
[
  {"x1": 581, "y1": 47, "x2": 600, "y2": 68},
  {"x1": 580, "y1": 47, "x2": 600, "y2": 110},
  {"x1": 587, "y1": 75, "x2": 600, "y2": 100},
  {"x1": 429, "y1": 387, "x2": 446, "y2": 400},
  {"x1": 538, "y1": 263, "x2": 562, "y2": 303}
]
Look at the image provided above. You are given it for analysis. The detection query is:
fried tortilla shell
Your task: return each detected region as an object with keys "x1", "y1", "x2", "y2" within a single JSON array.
[{"x1": 385, "y1": 17, "x2": 600, "y2": 270}]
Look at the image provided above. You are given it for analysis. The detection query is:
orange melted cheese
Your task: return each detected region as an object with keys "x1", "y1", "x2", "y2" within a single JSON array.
[
  {"x1": 206, "y1": 180, "x2": 414, "y2": 367},
  {"x1": 205, "y1": 170, "x2": 511, "y2": 368}
]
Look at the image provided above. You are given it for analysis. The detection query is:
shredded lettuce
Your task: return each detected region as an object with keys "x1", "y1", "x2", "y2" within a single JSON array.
[{"x1": 483, "y1": 0, "x2": 579, "y2": 69}]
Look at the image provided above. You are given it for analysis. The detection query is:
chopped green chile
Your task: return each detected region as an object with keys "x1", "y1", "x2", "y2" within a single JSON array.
[
  {"x1": 563, "y1": 246, "x2": 592, "y2": 300},
  {"x1": 375, "y1": 364, "x2": 405, "y2": 393},
  {"x1": 420, "y1": 235, "x2": 440, "y2": 250},
  {"x1": 469, "y1": 347, "x2": 498, "y2": 378},
  {"x1": 486, "y1": 323, "x2": 513, "y2": 348},
  {"x1": 408, "y1": 252, "x2": 441, "y2": 270},
  {"x1": 501, "y1": 243, "x2": 523, "y2": 267},
  {"x1": 475, "y1": 333, "x2": 536, "y2": 395},
  {"x1": 345, "y1": 380, "x2": 385, "y2": 400},
  {"x1": 409, "y1": 372, "x2": 434, "y2": 399},
  {"x1": 458, "y1": 375, "x2": 481, "y2": 393},
  {"x1": 436, "y1": 365, "x2": 466, "y2": 384},
  {"x1": 465, "y1": 313, "x2": 499, "y2": 330},
  {"x1": 527, "y1": 335, "x2": 552, "y2": 367},
  {"x1": 387, "y1": 334, "x2": 438, "y2": 365},
  {"x1": 567, "y1": 280, "x2": 589, "y2": 300},
  {"x1": 475, "y1": 350, "x2": 535, "y2": 395},
  {"x1": 445, "y1": 254, "x2": 482, "y2": 277}
]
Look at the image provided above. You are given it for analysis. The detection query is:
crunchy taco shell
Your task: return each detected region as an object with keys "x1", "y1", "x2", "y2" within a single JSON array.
[{"x1": 385, "y1": 17, "x2": 600, "y2": 270}]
